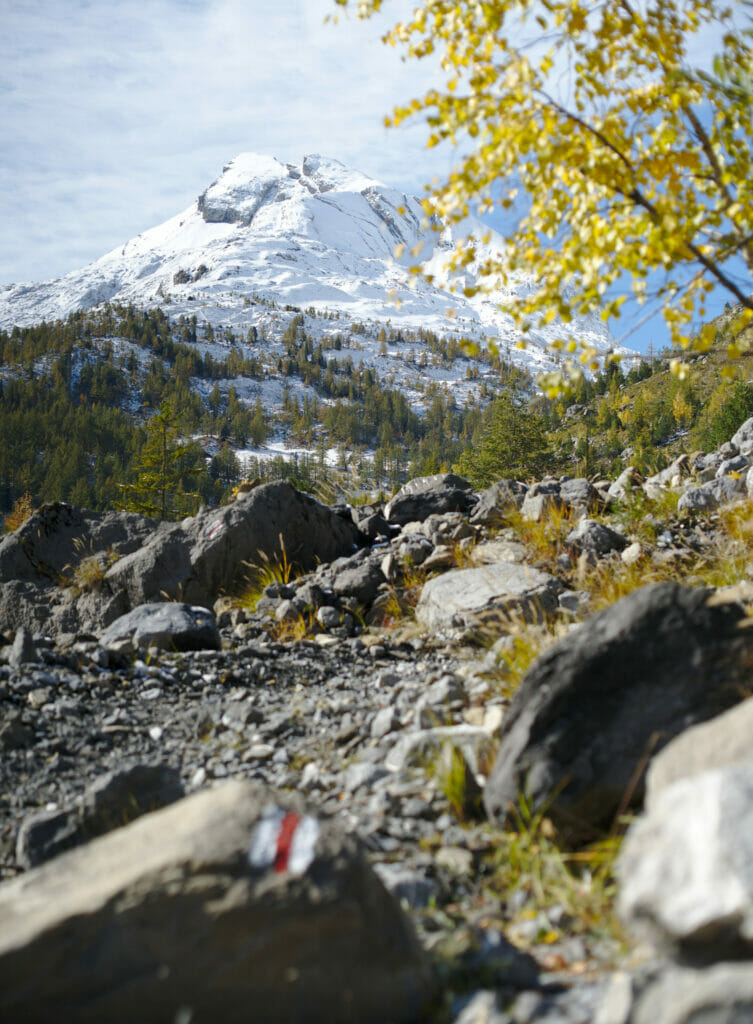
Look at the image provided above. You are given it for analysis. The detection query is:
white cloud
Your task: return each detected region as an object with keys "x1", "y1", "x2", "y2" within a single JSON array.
[{"x1": 0, "y1": 0, "x2": 445, "y2": 284}]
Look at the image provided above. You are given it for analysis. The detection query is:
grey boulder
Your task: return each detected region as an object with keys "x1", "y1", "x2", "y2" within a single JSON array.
[
  {"x1": 8, "y1": 625, "x2": 36, "y2": 668},
  {"x1": 597, "y1": 966, "x2": 753, "y2": 1024},
  {"x1": 470, "y1": 479, "x2": 527, "y2": 527},
  {"x1": 520, "y1": 482, "x2": 563, "y2": 522},
  {"x1": 677, "y1": 475, "x2": 746, "y2": 512},
  {"x1": 646, "y1": 696, "x2": 753, "y2": 801},
  {"x1": 107, "y1": 481, "x2": 361, "y2": 609},
  {"x1": 332, "y1": 559, "x2": 386, "y2": 604},
  {"x1": 385, "y1": 473, "x2": 476, "y2": 525},
  {"x1": 99, "y1": 602, "x2": 220, "y2": 652},
  {"x1": 716, "y1": 453, "x2": 749, "y2": 478},
  {"x1": 559, "y1": 477, "x2": 604, "y2": 514},
  {"x1": 0, "y1": 780, "x2": 435, "y2": 1024},
  {"x1": 415, "y1": 562, "x2": 562, "y2": 633},
  {"x1": 0, "y1": 502, "x2": 157, "y2": 635},
  {"x1": 104, "y1": 526, "x2": 193, "y2": 607},
  {"x1": 0, "y1": 501, "x2": 155, "y2": 586},
  {"x1": 186, "y1": 481, "x2": 361, "y2": 601},
  {"x1": 483, "y1": 583, "x2": 753, "y2": 839},
  {"x1": 730, "y1": 415, "x2": 753, "y2": 456},
  {"x1": 565, "y1": 518, "x2": 628, "y2": 556},
  {"x1": 1, "y1": 484, "x2": 362, "y2": 637},
  {"x1": 607, "y1": 466, "x2": 642, "y2": 501}
]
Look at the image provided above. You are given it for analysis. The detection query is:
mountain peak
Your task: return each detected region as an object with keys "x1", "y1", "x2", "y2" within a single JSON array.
[
  {"x1": 197, "y1": 152, "x2": 379, "y2": 226},
  {"x1": 0, "y1": 150, "x2": 621, "y2": 375}
]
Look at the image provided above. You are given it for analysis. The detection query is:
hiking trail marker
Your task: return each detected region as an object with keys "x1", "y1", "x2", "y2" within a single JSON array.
[{"x1": 248, "y1": 805, "x2": 320, "y2": 876}]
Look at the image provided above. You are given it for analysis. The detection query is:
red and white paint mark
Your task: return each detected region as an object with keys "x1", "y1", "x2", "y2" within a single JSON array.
[
  {"x1": 205, "y1": 518, "x2": 225, "y2": 539},
  {"x1": 248, "y1": 806, "x2": 320, "y2": 876}
]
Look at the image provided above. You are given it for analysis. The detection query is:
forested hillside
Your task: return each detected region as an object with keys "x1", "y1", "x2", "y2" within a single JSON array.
[
  {"x1": 4, "y1": 300, "x2": 753, "y2": 527},
  {"x1": 0, "y1": 303, "x2": 524, "y2": 519}
]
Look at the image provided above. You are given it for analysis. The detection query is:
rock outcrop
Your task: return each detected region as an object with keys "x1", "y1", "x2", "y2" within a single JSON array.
[{"x1": 0, "y1": 483, "x2": 360, "y2": 639}]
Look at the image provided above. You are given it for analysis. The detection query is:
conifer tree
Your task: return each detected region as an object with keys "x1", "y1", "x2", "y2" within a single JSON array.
[
  {"x1": 122, "y1": 401, "x2": 202, "y2": 520},
  {"x1": 455, "y1": 393, "x2": 551, "y2": 487}
]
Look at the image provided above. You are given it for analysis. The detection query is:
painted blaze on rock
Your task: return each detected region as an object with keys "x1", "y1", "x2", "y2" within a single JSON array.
[
  {"x1": 0, "y1": 781, "x2": 435, "y2": 1024},
  {"x1": 248, "y1": 804, "x2": 321, "y2": 876}
]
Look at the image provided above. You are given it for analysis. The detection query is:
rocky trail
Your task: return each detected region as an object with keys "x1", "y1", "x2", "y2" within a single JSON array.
[{"x1": 4, "y1": 420, "x2": 753, "y2": 1021}]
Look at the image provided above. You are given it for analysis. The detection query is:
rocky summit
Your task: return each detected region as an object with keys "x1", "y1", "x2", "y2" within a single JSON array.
[
  {"x1": 6, "y1": 424, "x2": 753, "y2": 1021},
  {"x1": 0, "y1": 153, "x2": 618, "y2": 378}
]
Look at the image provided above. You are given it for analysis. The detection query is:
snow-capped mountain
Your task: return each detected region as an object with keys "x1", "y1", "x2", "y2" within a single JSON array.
[{"x1": 0, "y1": 152, "x2": 618, "y2": 373}]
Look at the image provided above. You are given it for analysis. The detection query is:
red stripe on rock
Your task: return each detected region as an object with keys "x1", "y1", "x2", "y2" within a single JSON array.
[{"x1": 274, "y1": 812, "x2": 301, "y2": 873}]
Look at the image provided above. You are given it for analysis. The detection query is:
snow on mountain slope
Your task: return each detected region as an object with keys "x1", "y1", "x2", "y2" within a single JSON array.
[{"x1": 0, "y1": 152, "x2": 619, "y2": 373}]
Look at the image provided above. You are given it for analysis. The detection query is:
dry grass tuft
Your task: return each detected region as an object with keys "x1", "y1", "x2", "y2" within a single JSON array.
[
  {"x1": 484, "y1": 795, "x2": 627, "y2": 960},
  {"x1": 236, "y1": 534, "x2": 297, "y2": 612},
  {"x1": 63, "y1": 538, "x2": 120, "y2": 594},
  {"x1": 506, "y1": 502, "x2": 576, "y2": 570}
]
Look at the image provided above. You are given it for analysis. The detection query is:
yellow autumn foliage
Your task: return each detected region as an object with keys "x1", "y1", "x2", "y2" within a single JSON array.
[{"x1": 335, "y1": 0, "x2": 753, "y2": 389}]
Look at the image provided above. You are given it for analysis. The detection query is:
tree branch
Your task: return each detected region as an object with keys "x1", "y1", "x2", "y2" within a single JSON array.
[{"x1": 537, "y1": 90, "x2": 753, "y2": 311}]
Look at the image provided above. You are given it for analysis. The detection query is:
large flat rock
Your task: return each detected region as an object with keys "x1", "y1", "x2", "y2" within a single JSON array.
[
  {"x1": 415, "y1": 562, "x2": 561, "y2": 633},
  {"x1": 646, "y1": 696, "x2": 753, "y2": 801},
  {"x1": 99, "y1": 602, "x2": 220, "y2": 652},
  {"x1": 618, "y1": 762, "x2": 753, "y2": 962}
]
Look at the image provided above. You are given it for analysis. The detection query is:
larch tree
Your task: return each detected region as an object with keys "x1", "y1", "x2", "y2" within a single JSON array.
[{"x1": 335, "y1": 0, "x2": 753, "y2": 390}]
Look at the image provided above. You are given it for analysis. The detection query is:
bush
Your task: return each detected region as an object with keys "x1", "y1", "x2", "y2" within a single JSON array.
[{"x1": 3, "y1": 492, "x2": 34, "y2": 533}]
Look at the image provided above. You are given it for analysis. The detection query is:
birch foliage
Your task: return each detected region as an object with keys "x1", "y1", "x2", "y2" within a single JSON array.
[{"x1": 335, "y1": 0, "x2": 753, "y2": 388}]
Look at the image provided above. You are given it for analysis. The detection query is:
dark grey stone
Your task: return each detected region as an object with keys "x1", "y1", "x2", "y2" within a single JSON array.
[
  {"x1": 483, "y1": 583, "x2": 753, "y2": 840},
  {"x1": 293, "y1": 582, "x2": 325, "y2": 611},
  {"x1": 262, "y1": 581, "x2": 296, "y2": 600},
  {"x1": 385, "y1": 473, "x2": 476, "y2": 526},
  {"x1": 716, "y1": 454, "x2": 750, "y2": 478},
  {"x1": 99, "y1": 602, "x2": 221, "y2": 652},
  {"x1": 104, "y1": 527, "x2": 193, "y2": 605},
  {"x1": 678, "y1": 475, "x2": 746, "y2": 512},
  {"x1": 8, "y1": 626, "x2": 36, "y2": 668},
  {"x1": 470, "y1": 480, "x2": 527, "y2": 527},
  {"x1": 565, "y1": 518, "x2": 628, "y2": 556},
  {"x1": 332, "y1": 562, "x2": 385, "y2": 604},
  {"x1": 0, "y1": 712, "x2": 34, "y2": 751},
  {"x1": 186, "y1": 482, "x2": 361, "y2": 604},
  {"x1": 397, "y1": 535, "x2": 434, "y2": 566},
  {"x1": 16, "y1": 764, "x2": 184, "y2": 869},
  {"x1": 356, "y1": 511, "x2": 391, "y2": 541},
  {"x1": 559, "y1": 477, "x2": 604, "y2": 513},
  {"x1": 0, "y1": 502, "x2": 156, "y2": 587}
]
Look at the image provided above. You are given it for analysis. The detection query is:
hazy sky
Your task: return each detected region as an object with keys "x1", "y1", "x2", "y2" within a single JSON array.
[
  {"x1": 1, "y1": 0, "x2": 444, "y2": 286},
  {"x1": 2, "y1": 1, "x2": 743, "y2": 353}
]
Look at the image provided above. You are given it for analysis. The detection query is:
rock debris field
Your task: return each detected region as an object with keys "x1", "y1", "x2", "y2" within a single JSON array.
[{"x1": 5, "y1": 418, "x2": 753, "y2": 1021}]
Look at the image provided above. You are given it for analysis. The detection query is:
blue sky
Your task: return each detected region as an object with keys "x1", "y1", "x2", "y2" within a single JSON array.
[{"x1": 1, "y1": 0, "x2": 744, "y2": 354}]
